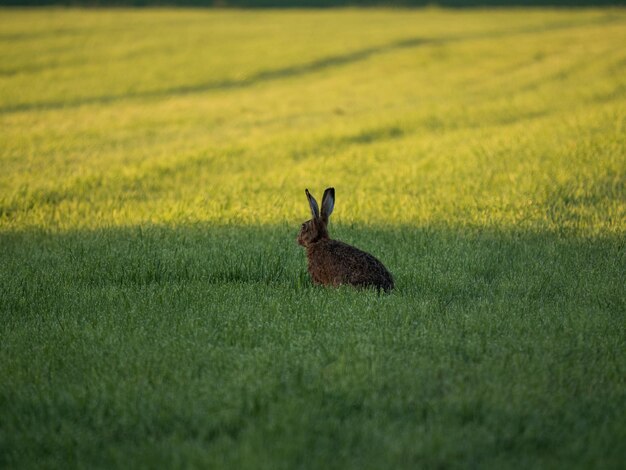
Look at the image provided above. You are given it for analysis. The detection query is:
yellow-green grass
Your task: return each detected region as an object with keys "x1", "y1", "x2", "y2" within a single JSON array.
[
  {"x1": 1, "y1": 7, "x2": 625, "y2": 469},
  {"x1": 1, "y1": 8, "x2": 624, "y2": 232}
]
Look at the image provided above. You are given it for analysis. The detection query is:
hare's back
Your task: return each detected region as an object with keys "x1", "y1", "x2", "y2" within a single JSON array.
[{"x1": 317, "y1": 239, "x2": 393, "y2": 290}]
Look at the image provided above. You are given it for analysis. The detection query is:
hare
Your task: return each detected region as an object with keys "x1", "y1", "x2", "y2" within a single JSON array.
[{"x1": 297, "y1": 187, "x2": 394, "y2": 292}]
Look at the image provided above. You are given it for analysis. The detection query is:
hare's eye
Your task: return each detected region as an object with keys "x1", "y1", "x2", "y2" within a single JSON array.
[{"x1": 301, "y1": 223, "x2": 306, "y2": 229}]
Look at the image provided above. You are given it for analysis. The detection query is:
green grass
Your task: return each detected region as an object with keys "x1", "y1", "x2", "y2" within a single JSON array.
[{"x1": 1, "y1": 7, "x2": 625, "y2": 469}]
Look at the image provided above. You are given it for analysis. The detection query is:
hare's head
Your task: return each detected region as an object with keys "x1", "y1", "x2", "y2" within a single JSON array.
[{"x1": 297, "y1": 188, "x2": 335, "y2": 247}]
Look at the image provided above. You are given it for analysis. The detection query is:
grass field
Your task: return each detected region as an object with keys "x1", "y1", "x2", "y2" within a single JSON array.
[{"x1": 1, "y1": 7, "x2": 625, "y2": 469}]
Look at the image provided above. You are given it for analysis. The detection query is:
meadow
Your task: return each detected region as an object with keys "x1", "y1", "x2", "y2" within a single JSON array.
[{"x1": 1, "y1": 7, "x2": 625, "y2": 468}]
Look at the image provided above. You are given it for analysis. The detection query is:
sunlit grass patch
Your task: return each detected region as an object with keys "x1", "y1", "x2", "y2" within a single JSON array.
[{"x1": 1, "y1": 8, "x2": 625, "y2": 232}]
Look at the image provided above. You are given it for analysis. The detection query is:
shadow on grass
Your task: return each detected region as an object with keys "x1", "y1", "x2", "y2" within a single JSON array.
[
  {"x1": 0, "y1": 36, "x2": 433, "y2": 114},
  {"x1": 1, "y1": 223, "x2": 623, "y2": 312},
  {"x1": 1, "y1": 222, "x2": 624, "y2": 469}
]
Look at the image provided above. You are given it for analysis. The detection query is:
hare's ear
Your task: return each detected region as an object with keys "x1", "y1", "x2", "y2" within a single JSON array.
[
  {"x1": 321, "y1": 187, "x2": 335, "y2": 222},
  {"x1": 305, "y1": 189, "x2": 319, "y2": 220}
]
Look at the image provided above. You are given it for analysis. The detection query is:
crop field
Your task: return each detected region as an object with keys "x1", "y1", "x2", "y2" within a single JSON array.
[{"x1": 1, "y1": 6, "x2": 625, "y2": 469}]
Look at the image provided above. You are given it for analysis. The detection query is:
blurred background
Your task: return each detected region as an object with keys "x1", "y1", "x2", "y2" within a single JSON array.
[{"x1": 1, "y1": 0, "x2": 625, "y2": 7}]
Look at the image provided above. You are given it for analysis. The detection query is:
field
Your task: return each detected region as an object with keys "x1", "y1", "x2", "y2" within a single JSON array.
[{"x1": 1, "y1": 7, "x2": 625, "y2": 468}]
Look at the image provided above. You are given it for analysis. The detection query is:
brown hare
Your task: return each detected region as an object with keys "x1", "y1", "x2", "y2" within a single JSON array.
[{"x1": 297, "y1": 187, "x2": 394, "y2": 292}]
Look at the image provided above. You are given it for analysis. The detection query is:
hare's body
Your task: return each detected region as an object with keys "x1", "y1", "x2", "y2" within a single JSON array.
[
  {"x1": 306, "y1": 239, "x2": 394, "y2": 292},
  {"x1": 298, "y1": 187, "x2": 394, "y2": 292}
]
